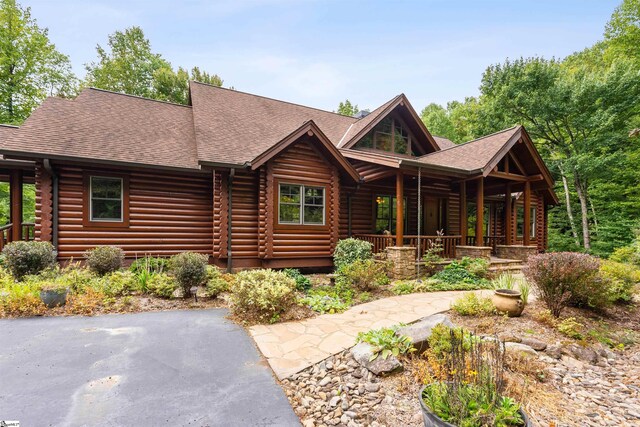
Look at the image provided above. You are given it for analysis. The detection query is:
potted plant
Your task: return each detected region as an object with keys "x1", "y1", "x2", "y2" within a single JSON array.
[
  {"x1": 491, "y1": 273, "x2": 524, "y2": 317},
  {"x1": 39, "y1": 282, "x2": 69, "y2": 308},
  {"x1": 419, "y1": 327, "x2": 531, "y2": 426}
]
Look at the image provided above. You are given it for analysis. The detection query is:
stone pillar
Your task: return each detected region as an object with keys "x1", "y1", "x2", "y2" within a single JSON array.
[
  {"x1": 455, "y1": 245, "x2": 492, "y2": 260},
  {"x1": 495, "y1": 245, "x2": 537, "y2": 262},
  {"x1": 385, "y1": 246, "x2": 416, "y2": 280}
]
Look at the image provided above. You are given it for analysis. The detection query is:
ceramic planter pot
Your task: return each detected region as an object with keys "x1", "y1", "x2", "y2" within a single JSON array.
[
  {"x1": 419, "y1": 384, "x2": 532, "y2": 427},
  {"x1": 492, "y1": 289, "x2": 524, "y2": 317},
  {"x1": 40, "y1": 288, "x2": 69, "y2": 308}
]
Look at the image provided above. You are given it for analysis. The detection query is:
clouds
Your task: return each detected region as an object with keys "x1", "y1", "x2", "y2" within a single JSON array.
[{"x1": 22, "y1": 0, "x2": 617, "y2": 111}]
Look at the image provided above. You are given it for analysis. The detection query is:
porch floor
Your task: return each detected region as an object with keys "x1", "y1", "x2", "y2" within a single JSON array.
[{"x1": 249, "y1": 290, "x2": 494, "y2": 380}]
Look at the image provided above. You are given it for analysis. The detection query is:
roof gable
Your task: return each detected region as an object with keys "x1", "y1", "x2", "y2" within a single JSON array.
[{"x1": 337, "y1": 94, "x2": 440, "y2": 155}]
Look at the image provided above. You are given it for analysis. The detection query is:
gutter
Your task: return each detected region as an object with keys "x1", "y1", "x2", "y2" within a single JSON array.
[
  {"x1": 42, "y1": 159, "x2": 59, "y2": 250},
  {"x1": 398, "y1": 158, "x2": 478, "y2": 177},
  {"x1": 227, "y1": 168, "x2": 235, "y2": 273}
]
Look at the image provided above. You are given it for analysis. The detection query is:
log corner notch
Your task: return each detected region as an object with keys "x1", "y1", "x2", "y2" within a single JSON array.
[
  {"x1": 9, "y1": 169, "x2": 23, "y2": 242},
  {"x1": 395, "y1": 170, "x2": 404, "y2": 246}
]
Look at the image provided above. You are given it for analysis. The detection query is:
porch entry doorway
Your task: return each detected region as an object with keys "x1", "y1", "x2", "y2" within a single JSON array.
[{"x1": 423, "y1": 197, "x2": 447, "y2": 235}]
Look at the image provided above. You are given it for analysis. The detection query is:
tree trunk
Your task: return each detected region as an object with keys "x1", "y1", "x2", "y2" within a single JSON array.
[
  {"x1": 573, "y1": 171, "x2": 591, "y2": 250},
  {"x1": 589, "y1": 197, "x2": 598, "y2": 233},
  {"x1": 558, "y1": 164, "x2": 580, "y2": 247}
]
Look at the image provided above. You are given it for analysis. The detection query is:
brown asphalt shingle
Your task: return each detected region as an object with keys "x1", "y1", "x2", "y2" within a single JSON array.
[
  {"x1": 190, "y1": 82, "x2": 358, "y2": 165},
  {"x1": 417, "y1": 126, "x2": 521, "y2": 172},
  {"x1": 432, "y1": 135, "x2": 456, "y2": 150},
  {"x1": 1, "y1": 89, "x2": 199, "y2": 170}
]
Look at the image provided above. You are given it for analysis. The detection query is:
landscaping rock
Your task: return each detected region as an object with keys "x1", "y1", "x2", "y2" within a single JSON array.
[
  {"x1": 520, "y1": 337, "x2": 548, "y2": 351},
  {"x1": 351, "y1": 342, "x2": 403, "y2": 376},
  {"x1": 504, "y1": 342, "x2": 538, "y2": 357},
  {"x1": 395, "y1": 313, "x2": 454, "y2": 353},
  {"x1": 564, "y1": 344, "x2": 599, "y2": 365},
  {"x1": 545, "y1": 344, "x2": 563, "y2": 359}
]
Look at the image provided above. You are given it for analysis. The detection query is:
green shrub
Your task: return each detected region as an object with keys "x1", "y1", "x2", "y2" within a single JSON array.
[
  {"x1": 300, "y1": 293, "x2": 350, "y2": 314},
  {"x1": 282, "y1": 268, "x2": 312, "y2": 291},
  {"x1": 333, "y1": 238, "x2": 373, "y2": 270},
  {"x1": 170, "y1": 252, "x2": 209, "y2": 297},
  {"x1": 86, "y1": 246, "x2": 124, "y2": 275},
  {"x1": 146, "y1": 273, "x2": 178, "y2": 298},
  {"x1": 599, "y1": 260, "x2": 640, "y2": 303},
  {"x1": 205, "y1": 265, "x2": 229, "y2": 298},
  {"x1": 2, "y1": 241, "x2": 57, "y2": 279},
  {"x1": 491, "y1": 273, "x2": 519, "y2": 290},
  {"x1": 130, "y1": 256, "x2": 169, "y2": 274},
  {"x1": 101, "y1": 271, "x2": 138, "y2": 297},
  {"x1": 392, "y1": 280, "x2": 416, "y2": 295},
  {"x1": 337, "y1": 259, "x2": 389, "y2": 291},
  {"x1": 356, "y1": 326, "x2": 414, "y2": 361},
  {"x1": 451, "y1": 292, "x2": 495, "y2": 316},
  {"x1": 427, "y1": 324, "x2": 473, "y2": 362},
  {"x1": 523, "y1": 252, "x2": 604, "y2": 317},
  {"x1": 229, "y1": 269, "x2": 297, "y2": 322},
  {"x1": 432, "y1": 258, "x2": 490, "y2": 288},
  {"x1": 557, "y1": 317, "x2": 584, "y2": 340}
]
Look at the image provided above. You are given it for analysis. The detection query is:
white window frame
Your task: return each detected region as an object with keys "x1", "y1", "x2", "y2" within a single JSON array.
[
  {"x1": 90, "y1": 176, "x2": 124, "y2": 222},
  {"x1": 278, "y1": 183, "x2": 326, "y2": 226}
]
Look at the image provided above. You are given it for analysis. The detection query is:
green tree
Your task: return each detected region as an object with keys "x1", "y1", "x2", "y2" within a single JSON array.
[
  {"x1": 153, "y1": 66, "x2": 222, "y2": 104},
  {"x1": 0, "y1": 0, "x2": 77, "y2": 124},
  {"x1": 605, "y1": 0, "x2": 640, "y2": 64},
  {"x1": 84, "y1": 26, "x2": 171, "y2": 98},
  {"x1": 480, "y1": 56, "x2": 640, "y2": 252},
  {"x1": 336, "y1": 99, "x2": 359, "y2": 116},
  {"x1": 420, "y1": 103, "x2": 455, "y2": 141}
]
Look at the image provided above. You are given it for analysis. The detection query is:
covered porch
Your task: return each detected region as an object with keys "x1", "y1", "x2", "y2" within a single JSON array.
[{"x1": 0, "y1": 160, "x2": 37, "y2": 250}]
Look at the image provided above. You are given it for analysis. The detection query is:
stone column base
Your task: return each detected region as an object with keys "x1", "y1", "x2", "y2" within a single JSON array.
[
  {"x1": 385, "y1": 246, "x2": 416, "y2": 280},
  {"x1": 455, "y1": 245, "x2": 492, "y2": 260},
  {"x1": 495, "y1": 245, "x2": 537, "y2": 261}
]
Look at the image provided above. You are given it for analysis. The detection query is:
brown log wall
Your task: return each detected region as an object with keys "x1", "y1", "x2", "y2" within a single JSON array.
[
  {"x1": 230, "y1": 170, "x2": 260, "y2": 259},
  {"x1": 49, "y1": 165, "x2": 212, "y2": 259},
  {"x1": 34, "y1": 162, "x2": 53, "y2": 242}
]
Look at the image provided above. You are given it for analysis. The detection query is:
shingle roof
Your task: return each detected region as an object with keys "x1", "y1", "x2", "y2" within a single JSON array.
[
  {"x1": 432, "y1": 135, "x2": 456, "y2": 150},
  {"x1": 190, "y1": 82, "x2": 358, "y2": 165},
  {"x1": 1, "y1": 89, "x2": 199, "y2": 170},
  {"x1": 417, "y1": 126, "x2": 521, "y2": 172},
  {"x1": 336, "y1": 96, "x2": 401, "y2": 148}
]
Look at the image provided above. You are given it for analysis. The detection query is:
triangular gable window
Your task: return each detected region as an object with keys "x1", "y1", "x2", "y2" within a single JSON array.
[{"x1": 354, "y1": 117, "x2": 416, "y2": 156}]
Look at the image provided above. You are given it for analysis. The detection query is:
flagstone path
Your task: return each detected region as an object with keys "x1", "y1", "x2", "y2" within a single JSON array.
[{"x1": 249, "y1": 290, "x2": 492, "y2": 379}]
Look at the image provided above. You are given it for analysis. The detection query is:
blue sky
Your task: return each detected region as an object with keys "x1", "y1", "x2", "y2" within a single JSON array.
[{"x1": 24, "y1": 0, "x2": 618, "y2": 112}]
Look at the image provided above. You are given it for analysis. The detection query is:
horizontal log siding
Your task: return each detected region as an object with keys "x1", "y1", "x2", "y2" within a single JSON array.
[
  {"x1": 230, "y1": 170, "x2": 260, "y2": 259},
  {"x1": 269, "y1": 141, "x2": 338, "y2": 258},
  {"x1": 56, "y1": 166, "x2": 212, "y2": 258}
]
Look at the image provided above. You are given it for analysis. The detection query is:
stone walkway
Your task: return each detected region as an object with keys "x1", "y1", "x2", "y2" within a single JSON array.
[{"x1": 250, "y1": 290, "x2": 490, "y2": 379}]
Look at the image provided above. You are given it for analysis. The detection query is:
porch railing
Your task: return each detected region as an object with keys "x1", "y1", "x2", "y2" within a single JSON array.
[
  {"x1": 22, "y1": 223, "x2": 35, "y2": 241},
  {"x1": 0, "y1": 223, "x2": 36, "y2": 251},
  {"x1": 353, "y1": 234, "x2": 461, "y2": 259},
  {"x1": 0, "y1": 224, "x2": 12, "y2": 251},
  {"x1": 464, "y1": 235, "x2": 506, "y2": 253}
]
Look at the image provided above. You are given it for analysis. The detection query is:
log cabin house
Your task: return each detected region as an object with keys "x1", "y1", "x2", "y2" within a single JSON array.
[{"x1": 0, "y1": 82, "x2": 557, "y2": 272}]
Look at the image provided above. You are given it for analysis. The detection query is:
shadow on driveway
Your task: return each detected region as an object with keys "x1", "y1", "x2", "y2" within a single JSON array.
[{"x1": 0, "y1": 309, "x2": 300, "y2": 426}]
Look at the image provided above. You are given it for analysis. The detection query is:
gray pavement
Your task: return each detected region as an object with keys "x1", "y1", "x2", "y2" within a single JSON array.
[{"x1": 0, "y1": 309, "x2": 300, "y2": 427}]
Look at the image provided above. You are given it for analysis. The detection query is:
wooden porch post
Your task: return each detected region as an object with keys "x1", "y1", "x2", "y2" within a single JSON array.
[
  {"x1": 475, "y1": 177, "x2": 484, "y2": 246},
  {"x1": 523, "y1": 180, "x2": 531, "y2": 246},
  {"x1": 9, "y1": 169, "x2": 23, "y2": 241},
  {"x1": 395, "y1": 170, "x2": 404, "y2": 247},
  {"x1": 459, "y1": 181, "x2": 467, "y2": 244},
  {"x1": 504, "y1": 183, "x2": 512, "y2": 245}
]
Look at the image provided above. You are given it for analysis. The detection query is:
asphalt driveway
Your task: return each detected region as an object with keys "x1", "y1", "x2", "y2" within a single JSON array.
[{"x1": 0, "y1": 309, "x2": 300, "y2": 427}]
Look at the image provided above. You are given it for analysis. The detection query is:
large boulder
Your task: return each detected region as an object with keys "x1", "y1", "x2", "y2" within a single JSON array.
[
  {"x1": 520, "y1": 337, "x2": 548, "y2": 351},
  {"x1": 395, "y1": 314, "x2": 454, "y2": 353},
  {"x1": 351, "y1": 342, "x2": 403, "y2": 376},
  {"x1": 504, "y1": 342, "x2": 538, "y2": 357}
]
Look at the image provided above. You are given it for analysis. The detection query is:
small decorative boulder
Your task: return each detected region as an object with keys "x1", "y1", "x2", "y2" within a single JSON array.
[
  {"x1": 351, "y1": 342, "x2": 403, "y2": 376},
  {"x1": 504, "y1": 342, "x2": 538, "y2": 357},
  {"x1": 395, "y1": 314, "x2": 454, "y2": 353}
]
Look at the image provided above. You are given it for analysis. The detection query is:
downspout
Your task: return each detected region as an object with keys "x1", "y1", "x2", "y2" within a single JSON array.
[
  {"x1": 226, "y1": 168, "x2": 235, "y2": 273},
  {"x1": 43, "y1": 159, "x2": 58, "y2": 250}
]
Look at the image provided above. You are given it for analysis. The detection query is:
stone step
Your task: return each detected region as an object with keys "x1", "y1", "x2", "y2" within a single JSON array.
[{"x1": 488, "y1": 265, "x2": 524, "y2": 274}]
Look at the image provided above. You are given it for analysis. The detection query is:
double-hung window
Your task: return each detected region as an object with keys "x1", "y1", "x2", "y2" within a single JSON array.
[
  {"x1": 279, "y1": 183, "x2": 325, "y2": 225},
  {"x1": 90, "y1": 176, "x2": 124, "y2": 222}
]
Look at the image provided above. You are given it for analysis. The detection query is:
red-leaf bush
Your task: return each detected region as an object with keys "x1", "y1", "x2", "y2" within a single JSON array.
[{"x1": 523, "y1": 252, "x2": 605, "y2": 317}]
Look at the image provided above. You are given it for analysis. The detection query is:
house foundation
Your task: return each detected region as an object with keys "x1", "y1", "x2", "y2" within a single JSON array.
[
  {"x1": 455, "y1": 245, "x2": 492, "y2": 260},
  {"x1": 495, "y1": 245, "x2": 538, "y2": 262}
]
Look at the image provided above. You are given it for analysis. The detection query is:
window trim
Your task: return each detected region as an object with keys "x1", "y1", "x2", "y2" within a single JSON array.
[
  {"x1": 277, "y1": 182, "x2": 327, "y2": 227},
  {"x1": 82, "y1": 173, "x2": 130, "y2": 229}
]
